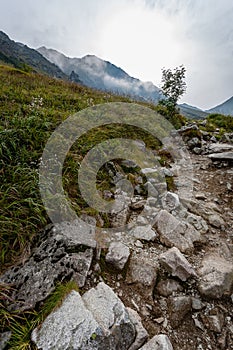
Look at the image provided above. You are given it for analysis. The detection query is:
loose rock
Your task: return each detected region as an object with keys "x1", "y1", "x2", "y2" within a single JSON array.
[
  {"x1": 105, "y1": 241, "x2": 130, "y2": 270},
  {"x1": 159, "y1": 247, "x2": 196, "y2": 281},
  {"x1": 198, "y1": 254, "x2": 233, "y2": 298}
]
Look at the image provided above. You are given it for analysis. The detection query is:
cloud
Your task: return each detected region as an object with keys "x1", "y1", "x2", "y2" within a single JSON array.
[{"x1": 0, "y1": 0, "x2": 233, "y2": 109}]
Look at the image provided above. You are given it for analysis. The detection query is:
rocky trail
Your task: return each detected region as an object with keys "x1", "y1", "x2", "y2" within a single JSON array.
[{"x1": 0, "y1": 127, "x2": 233, "y2": 350}]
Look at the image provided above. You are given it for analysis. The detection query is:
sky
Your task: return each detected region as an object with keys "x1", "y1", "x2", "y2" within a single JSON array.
[{"x1": 1, "y1": 0, "x2": 233, "y2": 110}]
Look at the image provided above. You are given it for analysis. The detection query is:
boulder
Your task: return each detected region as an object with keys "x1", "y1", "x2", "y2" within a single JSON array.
[
  {"x1": 159, "y1": 247, "x2": 196, "y2": 281},
  {"x1": 32, "y1": 282, "x2": 136, "y2": 350},
  {"x1": 105, "y1": 242, "x2": 130, "y2": 270},
  {"x1": 198, "y1": 254, "x2": 233, "y2": 298},
  {"x1": 0, "y1": 220, "x2": 95, "y2": 311}
]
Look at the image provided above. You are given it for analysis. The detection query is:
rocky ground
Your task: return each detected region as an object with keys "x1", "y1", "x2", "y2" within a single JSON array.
[{"x1": 0, "y1": 126, "x2": 232, "y2": 350}]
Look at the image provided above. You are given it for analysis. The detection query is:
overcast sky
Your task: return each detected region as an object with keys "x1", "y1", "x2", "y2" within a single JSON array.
[{"x1": 1, "y1": 0, "x2": 233, "y2": 109}]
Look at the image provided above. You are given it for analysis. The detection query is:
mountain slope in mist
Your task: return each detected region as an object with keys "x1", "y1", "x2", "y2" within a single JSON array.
[
  {"x1": 37, "y1": 46, "x2": 163, "y2": 103},
  {"x1": 207, "y1": 96, "x2": 233, "y2": 116}
]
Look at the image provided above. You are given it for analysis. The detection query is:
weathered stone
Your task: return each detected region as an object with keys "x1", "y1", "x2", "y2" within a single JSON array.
[
  {"x1": 208, "y1": 151, "x2": 233, "y2": 161},
  {"x1": 0, "y1": 221, "x2": 94, "y2": 311},
  {"x1": 204, "y1": 314, "x2": 224, "y2": 333},
  {"x1": 186, "y1": 213, "x2": 208, "y2": 234},
  {"x1": 156, "y1": 279, "x2": 183, "y2": 297},
  {"x1": 32, "y1": 291, "x2": 101, "y2": 350},
  {"x1": 126, "y1": 251, "x2": 158, "y2": 296},
  {"x1": 130, "y1": 199, "x2": 146, "y2": 210},
  {"x1": 140, "y1": 334, "x2": 173, "y2": 350},
  {"x1": 191, "y1": 297, "x2": 204, "y2": 310},
  {"x1": 208, "y1": 213, "x2": 224, "y2": 228},
  {"x1": 198, "y1": 254, "x2": 233, "y2": 298},
  {"x1": 162, "y1": 192, "x2": 180, "y2": 211},
  {"x1": 168, "y1": 296, "x2": 192, "y2": 328},
  {"x1": 127, "y1": 308, "x2": 148, "y2": 350},
  {"x1": 159, "y1": 247, "x2": 196, "y2": 281},
  {"x1": 130, "y1": 225, "x2": 157, "y2": 242},
  {"x1": 154, "y1": 210, "x2": 201, "y2": 253},
  {"x1": 32, "y1": 283, "x2": 136, "y2": 350},
  {"x1": 105, "y1": 242, "x2": 130, "y2": 270},
  {"x1": 82, "y1": 283, "x2": 136, "y2": 349},
  {"x1": 207, "y1": 143, "x2": 233, "y2": 154}
]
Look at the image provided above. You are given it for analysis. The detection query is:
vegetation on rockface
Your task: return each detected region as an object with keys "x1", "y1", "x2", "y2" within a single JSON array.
[
  {"x1": 200, "y1": 113, "x2": 233, "y2": 135},
  {"x1": 0, "y1": 280, "x2": 78, "y2": 349}
]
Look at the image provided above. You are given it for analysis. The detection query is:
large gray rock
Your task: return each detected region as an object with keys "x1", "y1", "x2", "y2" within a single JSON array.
[
  {"x1": 198, "y1": 254, "x2": 233, "y2": 298},
  {"x1": 126, "y1": 251, "x2": 158, "y2": 297},
  {"x1": 32, "y1": 291, "x2": 101, "y2": 350},
  {"x1": 154, "y1": 210, "x2": 201, "y2": 253},
  {"x1": 32, "y1": 282, "x2": 136, "y2": 350},
  {"x1": 208, "y1": 151, "x2": 233, "y2": 161},
  {"x1": 207, "y1": 143, "x2": 233, "y2": 154},
  {"x1": 0, "y1": 220, "x2": 95, "y2": 311},
  {"x1": 129, "y1": 225, "x2": 157, "y2": 242},
  {"x1": 139, "y1": 334, "x2": 173, "y2": 350},
  {"x1": 105, "y1": 242, "x2": 130, "y2": 270},
  {"x1": 159, "y1": 247, "x2": 196, "y2": 281}
]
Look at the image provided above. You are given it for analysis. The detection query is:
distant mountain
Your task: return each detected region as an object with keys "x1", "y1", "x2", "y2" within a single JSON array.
[
  {"x1": 207, "y1": 96, "x2": 233, "y2": 116},
  {"x1": 179, "y1": 103, "x2": 209, "y2": 120},
  {"x1": 37, "y1": 47, "x2": 163, "y2": 103},
  {"x1": 0, "y1": 31, "x2": 67, "y2": 80}
]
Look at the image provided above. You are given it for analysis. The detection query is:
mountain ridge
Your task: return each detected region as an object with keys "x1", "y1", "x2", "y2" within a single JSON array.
[
  {"x1": 37, "y1": 46, "x2": 163, "y2": 104},
  {"x1": 0, "y1": 31, "x2": 67, "y2": 79}
]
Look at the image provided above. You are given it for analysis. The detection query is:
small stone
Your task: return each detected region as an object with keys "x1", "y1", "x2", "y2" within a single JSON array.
[
  {"x1": 191, "y1": 297, "x2": 204, "y2": 310},
  {"x1": 195, "y1": 192, "x2": 207, "y2": 200},
  {"x1": 105, "y1": 242, "x2": 130, "y2": 270},
  {"x1": 154, "y1": 317, "x2": 164, "y2": 324},
  {"x1": 193, "y1": 316, "x2": 205, "y2": 331},
  {"x1": 162, "y1": 192, "x2": 180, "y2": 211},
  {"x1": 156, "y1": 279, "x2": 183, "y2": 297},
  {"x1": 130, "y1": 200, "x2": 146, "y2": 210},
  {"x1": 205, "y1": 314, "x2": 224, "y2": 333},
  {"x1": 140, "y1": 334, "x2": 173, "y2": 350},
  {"x1": 159, "y1": 247, "x2": 196, "y2": 281}
]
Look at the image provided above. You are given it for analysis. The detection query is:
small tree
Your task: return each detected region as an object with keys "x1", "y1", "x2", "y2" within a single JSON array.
[{"x1": 159, "y1": 65, "x2": 186, "y2": 114}]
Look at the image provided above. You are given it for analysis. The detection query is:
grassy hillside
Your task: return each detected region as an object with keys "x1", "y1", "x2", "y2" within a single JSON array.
[{"x1": 0, "y1": 65, "x2": 185, "y2": 271}]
